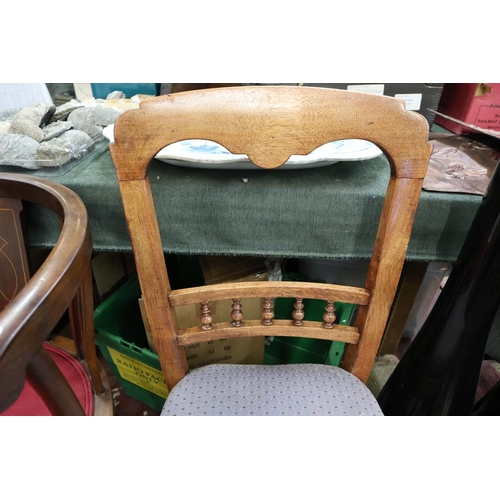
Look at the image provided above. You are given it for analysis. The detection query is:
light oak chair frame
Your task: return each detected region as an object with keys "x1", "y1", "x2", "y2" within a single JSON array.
[
  {"x1": 0, "y1": 173, "x2": 112, "y2": 415},
  {"x1": 110, "y1": 86, "x2": 432, "y2": 392}
]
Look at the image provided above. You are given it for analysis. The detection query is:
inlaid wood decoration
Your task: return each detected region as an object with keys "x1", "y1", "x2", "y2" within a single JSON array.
[{"x1": 0, "y1": 198, "x2": 29, "y2": 311}]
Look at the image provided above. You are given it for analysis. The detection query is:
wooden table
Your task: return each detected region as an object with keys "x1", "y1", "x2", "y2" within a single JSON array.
[
  {"x1": 3, "y1": 144, "x2": 484, "y2": 355},
  {"x1": 14, "y1": 144, "x2": 482, "y2": 261}
]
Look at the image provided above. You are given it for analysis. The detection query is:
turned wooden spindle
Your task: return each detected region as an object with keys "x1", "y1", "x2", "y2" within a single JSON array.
[
  {"x1": 292, "y1": 298, "x2": 305, "y2": 326},
  {"x1": 323, "y1": 302, "x2": 336, "y2": 329},
  {"x1": 200, "y1": 301, "x2": 213, "y2": 330},
  {"x1": 262, "y1": 297, "x2": 274, "y2": 325},
  {"x1": 231, "y1": 298, "x2": 243, "y2": 327}
]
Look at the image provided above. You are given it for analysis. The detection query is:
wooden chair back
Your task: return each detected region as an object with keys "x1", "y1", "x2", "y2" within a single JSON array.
[
  {"x1": 110, "y1": 85, "x2": 432, "y2": 391},
  {"x1": 0, "y1": 173, "x2": 111, "y2": 415}
]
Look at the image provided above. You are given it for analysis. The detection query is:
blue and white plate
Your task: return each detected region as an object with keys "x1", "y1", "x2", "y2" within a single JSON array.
[{"x1": 103, "y1": 125, "x2": 383, "y2": 170}]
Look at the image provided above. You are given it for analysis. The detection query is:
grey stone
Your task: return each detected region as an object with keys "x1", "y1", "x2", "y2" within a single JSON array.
[
  {"x1": 36, "y1": 143, "x2": 72, "y2": 167},
  {"x1": 1, "y1": 101, "x2": 115, "y2": 169},
  {"x1": 9, "y1": 102, "x2": 56, "y2": 142},
  {"x1": 51, "y1": 100, "x2": 84, "y2": 122},
  {"x1": 43, "y1": 129, "x2": 95, "y2": 160},
  {"x1": 67, "y1": 107, "x2": 102, "y2": 139},
  {"x1": 106, "y1": 91, "x2": 126, "y2": 99},
  {"x1": 67, "y1": 105, "x2": 120, "y2": 141},
  {"x1": 92, "y1": 106, "x2": 120, "y2": 126},
  {"x1": 0, "y1": 133, "x2": 40, "y2": 169},
  {"x1": 43, "y1": 120, "x2": 73, "y2": 141}
]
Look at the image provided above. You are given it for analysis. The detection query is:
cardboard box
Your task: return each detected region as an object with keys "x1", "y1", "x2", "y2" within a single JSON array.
[
  {"x1": 91, "y1": 252, "x2": 128, "y2": 303},
  {"x1": 139, "y1": 255, "x2": 269, "y2": 368},
  {"x1": 301, "y1": 83, "x2": 444, "y2": 127},
  {"x1": 435, "y1": 83, "x2": 500, "y2": 135},
  {"x1": 199, "y1": 255, "x2": 268, "y2": 285},
  {"x1": 138, "y1": 295, "x2": 266, "y2": 368}
]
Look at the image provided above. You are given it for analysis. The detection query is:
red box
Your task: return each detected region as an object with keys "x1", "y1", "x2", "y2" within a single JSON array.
[{"x1": 435, "y1": 83, "x2": 500, "y2": 135}]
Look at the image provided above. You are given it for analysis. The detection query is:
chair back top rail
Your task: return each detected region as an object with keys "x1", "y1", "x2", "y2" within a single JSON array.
[{"x1": 111, "y1": 86, "x2": 432, "y2": 179}]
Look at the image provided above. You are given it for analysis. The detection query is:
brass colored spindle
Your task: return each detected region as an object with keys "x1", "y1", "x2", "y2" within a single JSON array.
[
  {"x1": 231, "y1": 298, "x2": 243, "y2": 327},
  {"x1": 200, "y1": 301, "x2": 213, "y2": 330},
  {"x1": 292, "y1": 298, "x2": 305, "y2": 326},
  {"x1": 262, "y1": 297, "x2": 274, "y2": 325},
  {"x1": 323, "y1": 302, "x2": 336, "y2": 329}
]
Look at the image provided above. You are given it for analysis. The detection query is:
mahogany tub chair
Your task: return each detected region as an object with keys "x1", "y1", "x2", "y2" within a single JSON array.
[
  {"x1": 110, "y1": 85, "x2": 432, "y2": 416},
  {"x1": 0, "y1": 173, "x2": 112, "y2": 416}
]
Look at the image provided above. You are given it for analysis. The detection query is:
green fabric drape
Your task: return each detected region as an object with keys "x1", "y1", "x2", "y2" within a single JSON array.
[{"x1": 19, "y1": 146, "x2": 481, "y2": 262}]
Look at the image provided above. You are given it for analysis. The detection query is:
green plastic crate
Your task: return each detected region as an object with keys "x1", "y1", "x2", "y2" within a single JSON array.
[
  {"x1": 94, "y1": 255, "x2": 206, "y2": 412},
  {"x1": 94, "y1": 278, "x2": 168, "y2": 412}
]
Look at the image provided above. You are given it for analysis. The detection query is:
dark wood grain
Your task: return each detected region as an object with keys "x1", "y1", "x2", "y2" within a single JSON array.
[{"x1": 0, "y1": 173, "x2": 112, "y2": 415}]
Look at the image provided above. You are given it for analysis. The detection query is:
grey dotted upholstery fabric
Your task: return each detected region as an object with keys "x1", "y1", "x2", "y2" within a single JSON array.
[{"x1": 161, "y1": 363, "x2": 383, "y2": 416}]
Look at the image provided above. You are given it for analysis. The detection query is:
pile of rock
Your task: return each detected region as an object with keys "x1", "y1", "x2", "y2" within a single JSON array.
[{"x1": 0, "y1": 100, "x2": 120, "y2": 169}]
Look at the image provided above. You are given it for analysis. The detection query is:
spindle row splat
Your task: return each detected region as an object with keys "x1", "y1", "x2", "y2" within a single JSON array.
[{"x1": 197, "y1": 298, "x2": 337, "y2": 330}]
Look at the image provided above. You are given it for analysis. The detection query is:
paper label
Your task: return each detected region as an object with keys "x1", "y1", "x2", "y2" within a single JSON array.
[
  {"x1": 107, "y1": 347, "x2": 169, "y2": 399},
  {"x1": 395, "y1": 93, "x2": 423, "y2": 111},
  {"x1": 473, "y1": 105, "x2": 500, "y2": 129},
  {"x1": 347, "y1": 84, "x2": 385, "y2": 95}
]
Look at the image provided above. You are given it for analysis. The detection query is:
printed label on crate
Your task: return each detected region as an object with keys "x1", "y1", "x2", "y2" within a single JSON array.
[{"x1": 107, "y1": 347, "x2": 169, "y2": 399}]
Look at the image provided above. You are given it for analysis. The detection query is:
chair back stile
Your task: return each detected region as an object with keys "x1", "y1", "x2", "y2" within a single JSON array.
[{"x1": 110, "y1": 86, "x2": 432, "y2": 392}]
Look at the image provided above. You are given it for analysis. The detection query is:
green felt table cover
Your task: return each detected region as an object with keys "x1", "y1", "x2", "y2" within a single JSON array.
[{"x1": 16, "y1": 144, "x2": 482, "y2": 262}]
